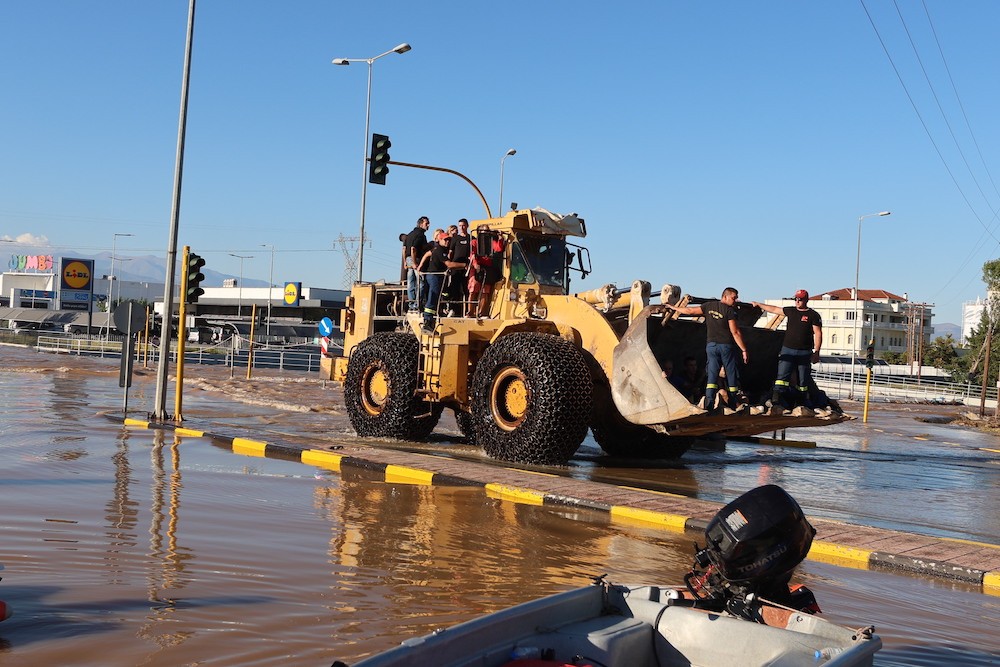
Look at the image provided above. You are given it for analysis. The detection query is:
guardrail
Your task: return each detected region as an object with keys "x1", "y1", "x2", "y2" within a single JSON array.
[
  {"x1": 815, "y1": 371, "x2": 995, "y2": 408},
  {"x1": 33, "y1": 335, "x2": 340, "y2": 375}
]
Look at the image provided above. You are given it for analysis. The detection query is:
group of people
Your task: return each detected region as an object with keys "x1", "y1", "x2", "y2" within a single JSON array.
[
  {"x1": 663, "y1": 287, "x2": 832, "y2": 416},
  {"x1": 401, "y1": 216, "x2": 504, "y2": 331}
]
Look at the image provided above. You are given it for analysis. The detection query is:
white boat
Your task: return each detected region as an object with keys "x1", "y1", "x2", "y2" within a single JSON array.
[
  {"x1": 342, "y1": 485, "x2": 881, "y2": 667},
  {"x1": 346, "y1": 577, "x2": 880, "y2": 667}
]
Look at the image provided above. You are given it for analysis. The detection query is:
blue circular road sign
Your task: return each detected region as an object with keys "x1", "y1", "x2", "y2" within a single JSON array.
[{"x1": 318, "y1": 317, "x2": 334, "y2": 337}]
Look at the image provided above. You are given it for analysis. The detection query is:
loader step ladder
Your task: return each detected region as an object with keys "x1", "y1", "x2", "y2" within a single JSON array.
[{"x1": 416, "y1": 327, "x2": 444, "y2": 401}]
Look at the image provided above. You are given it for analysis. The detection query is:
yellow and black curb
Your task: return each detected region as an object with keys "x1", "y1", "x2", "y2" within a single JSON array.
[{"x1": 111, "y1": 414, "x2": 1000, "y2": 597}]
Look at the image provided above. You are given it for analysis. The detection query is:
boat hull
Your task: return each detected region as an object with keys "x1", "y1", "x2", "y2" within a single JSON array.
[{"x1": 348, "y1": 581, "x2": 881, "y2": 667}]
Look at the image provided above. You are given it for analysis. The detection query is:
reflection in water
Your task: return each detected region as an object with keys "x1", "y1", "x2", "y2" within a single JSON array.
[
  {"x1": 317, "y1": 468, "x2": 705, "y2": 658},
  {"x1": 140, "y1": 430, "x2": 193, "y2": 650},
  {"x1": 47, "y1": 369, "x2": 87, "y2": 425},
  {"x1": 105, "y1": 427, "x2": 138, "y2": 586}
]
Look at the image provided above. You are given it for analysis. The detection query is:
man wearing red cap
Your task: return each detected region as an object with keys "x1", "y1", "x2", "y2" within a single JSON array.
[{"x1": 752, "y1": 290, "x2": 823, "y2": 414}]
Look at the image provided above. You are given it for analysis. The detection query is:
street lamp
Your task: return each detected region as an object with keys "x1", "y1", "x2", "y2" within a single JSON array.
[
  {"x1": 849, "y1": 210, "x2": 891, "y2": 399},
  {"x1": 105, "y1": 232, "x2": 135, "y2": 340},
  {"x1": 108, "y1": 232, "x2": 135, "y2": 313},
  {"x1": 229, "y1": 253, "x2": 253, "y2": 319},
  {"x1": 332, "y1": 42, "x2": 411, "y2": 283},
  {"x1": 113, "y1": 258, "x2": 132, "y2": 307},
  {"x1": 261, "y1": 244, "x2": 274, "y2": 337},
  {"x1": 499, "y1": 148, "x2": 517, "y2": 216}
]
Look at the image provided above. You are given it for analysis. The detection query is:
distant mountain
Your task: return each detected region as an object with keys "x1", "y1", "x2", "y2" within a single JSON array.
[
  {"x1": 6, "y1": 247, "x2": 266, "y2": 287},
  {"x1": 934, "y1": 322, "x2": 960, "y2": 341}
]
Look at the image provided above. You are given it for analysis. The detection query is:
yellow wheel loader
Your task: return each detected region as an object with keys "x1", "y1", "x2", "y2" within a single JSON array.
[{"x1": 333, "y1": 208, "x2": 847, "y2": 465}]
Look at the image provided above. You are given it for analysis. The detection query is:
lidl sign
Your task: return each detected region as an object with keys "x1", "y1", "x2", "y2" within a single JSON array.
[
  {"x1": 61, "y1": 258, "x2": 93, "y2": 290},
  {"x1": 283, "y1": 282, "x2": 301, "y2": 307}
]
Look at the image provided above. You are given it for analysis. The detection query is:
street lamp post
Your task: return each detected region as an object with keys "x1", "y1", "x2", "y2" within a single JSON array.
[
  {"x1": 113, "y1": 259, "x2": 132, "y2": 307},
  {"x1": 499, "y1": 148, "x2": 516, "y2": 216},
  {"x1": 332, "y1": 42, "x2": 411, "y2": 283},
  {"x1": 229, "y1": 253, "x2": 253, "y2": 319},
  {"x1": 261, "y1": 244, "x2": 274, "y2": 337},
  {"x1": 850, "y1": 210, "x2": 891, "y2": 399},
  {"x1": 108, "y1": 232, "x2": 133, "y2": 341}
]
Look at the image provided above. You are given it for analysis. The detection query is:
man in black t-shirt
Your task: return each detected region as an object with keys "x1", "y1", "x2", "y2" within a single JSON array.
[
  {"x1": 752, "y1": 289, "x2": 823, "y2": 412},
  {"x1": 403, "y1": 216, "x2": 430, "y2": 310},
  {"x1": 664, "y1": 287, "x2": 749, "y2": 412},
  {"x1": 418, "y1": 233, "x2": 464, "y2": 331},
  {"x1": 445, "y1": 218, "x2": 471, "y2": 315}
]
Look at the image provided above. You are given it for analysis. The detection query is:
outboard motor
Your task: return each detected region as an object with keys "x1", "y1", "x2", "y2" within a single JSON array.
[{"x1": 682, "y1": 484, "x2": 818, "y2": 621}]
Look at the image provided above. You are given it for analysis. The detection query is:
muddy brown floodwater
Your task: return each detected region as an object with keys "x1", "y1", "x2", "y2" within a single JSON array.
[{"x1": 0, "y1": 345, "x2": 997, "y2": 666}]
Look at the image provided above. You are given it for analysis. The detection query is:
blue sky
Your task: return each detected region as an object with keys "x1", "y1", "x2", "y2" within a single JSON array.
[{"x1": 2, "y1": 1, "x2": 999, "y2": 326}]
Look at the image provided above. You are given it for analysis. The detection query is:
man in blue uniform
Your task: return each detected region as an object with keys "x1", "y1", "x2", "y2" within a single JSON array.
[{"x1": 664, "y1": 287, "x2": 749, "y2": 412}]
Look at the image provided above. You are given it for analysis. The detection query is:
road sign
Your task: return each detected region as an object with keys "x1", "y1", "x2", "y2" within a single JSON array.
[
  {"x1": 318, "y1": 317, "x2": 334, "y2": 337},
  {"x1": 113, "y1": 300, "x2": 148, "y2": 334},
  {"x1": 320, "y1": 336, "x2": 331, "y2": 357}
]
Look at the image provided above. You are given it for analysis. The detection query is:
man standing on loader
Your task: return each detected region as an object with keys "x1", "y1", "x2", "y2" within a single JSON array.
[
  {"x1": 403, "y1": 216, "x2": 430, "y2": 311},
  {"x1": 752, "y1": 289, "x2": 824, "y2": 414},
  {"x1": 664, "y1": 287, "x2": 749, "y2": 413}
]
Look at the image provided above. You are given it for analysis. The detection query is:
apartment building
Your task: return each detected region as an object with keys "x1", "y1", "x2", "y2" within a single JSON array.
[{"x1": 758, "y1": 288, "x2": 934, "y2": 361}]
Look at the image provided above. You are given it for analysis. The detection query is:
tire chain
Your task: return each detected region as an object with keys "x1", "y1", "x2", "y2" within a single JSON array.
[
  {"x1": 344, "y1": 332, "x2": 441, "y2": 440},
  {"x1": 471, "y1": 332, "x2": 593, "y2": 465}
]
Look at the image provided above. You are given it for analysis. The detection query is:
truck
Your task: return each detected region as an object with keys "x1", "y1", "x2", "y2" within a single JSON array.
[{"x1": 332, "y1": 207, "x2": 847, "y2": 465}]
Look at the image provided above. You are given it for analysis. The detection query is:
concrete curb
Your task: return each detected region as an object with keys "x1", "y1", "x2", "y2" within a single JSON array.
[{"x1": 113, "y1": 415, "x2": 1000, "y2": 597}]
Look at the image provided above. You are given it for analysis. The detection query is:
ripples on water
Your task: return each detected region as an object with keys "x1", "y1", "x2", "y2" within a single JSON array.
[{"x1": 0, "y1": 349, "x2": 997, "y2": 666}]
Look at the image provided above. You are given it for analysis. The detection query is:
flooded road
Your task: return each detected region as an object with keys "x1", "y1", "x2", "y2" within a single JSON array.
[{"x1": 0, "y1": 345, "x2": 997, "y2": 666}]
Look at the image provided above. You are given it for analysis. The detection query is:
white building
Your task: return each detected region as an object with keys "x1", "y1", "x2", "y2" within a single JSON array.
[
  {"x1": 960, "y1": 294, "x2": 999, "y2": 346},
  {"x1": 758, "y1": 288, "x2": 934, "y2": 361}
]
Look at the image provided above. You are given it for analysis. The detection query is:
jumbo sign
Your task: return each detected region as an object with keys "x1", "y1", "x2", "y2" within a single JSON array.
[{"x1": 8, "y1": 254, "x2": 55, "y2": 271}]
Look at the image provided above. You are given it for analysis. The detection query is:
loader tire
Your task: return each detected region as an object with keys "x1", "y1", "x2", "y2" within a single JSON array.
[
  {"x1": 470, "y1": 332, "x2": 593, "y2": 465},
  {"x1": 590, "y1": 383, "x2": 692, "y2": 459},
  {"x1": 344, "y1": 332, "x2": 441, "y2": 440},
  {"x1": 453, "y1": 408, "x2": 475, "y2": 442},
  {"x1": 590, "y1": 420, "x2": 692, "y2": 459}
]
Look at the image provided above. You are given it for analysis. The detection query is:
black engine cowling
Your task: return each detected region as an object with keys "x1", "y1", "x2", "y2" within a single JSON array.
[
  {"x1": 683, "y1": 485, "x2": 818, "y2": 619},
  {"x1": 702, "y1": 484, "x2": 815, "y2": 584}
]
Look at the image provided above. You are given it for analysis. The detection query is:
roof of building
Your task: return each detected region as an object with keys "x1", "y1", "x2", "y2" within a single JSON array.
[{"x1": 817, "y1": 288, "x2": 907, "y2": 302}]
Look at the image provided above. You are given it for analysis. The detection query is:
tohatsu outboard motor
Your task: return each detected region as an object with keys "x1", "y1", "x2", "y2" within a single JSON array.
[{"x1": 680, "y1": 484, "x2": 819, "y2": 622}]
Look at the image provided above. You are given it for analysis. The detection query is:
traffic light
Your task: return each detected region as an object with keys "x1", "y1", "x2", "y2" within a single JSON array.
[
  {"x1": 186, "y1": 252, "x2": 206, "y2": 304},
  {"x1": 369, "y1": 133, "x2": 391, "y2": 185},
  {"x1": 865, "y1": 341, "x2": 875, "y2": 369}
]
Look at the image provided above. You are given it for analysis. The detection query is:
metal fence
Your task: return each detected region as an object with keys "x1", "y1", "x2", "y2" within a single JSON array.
[
  {"x1": 815, "y1": 371, "x2": 994, "y2": 408},
  {"x1": 31, "y1": 334, "x2": 337, "y2": 375},
  {"x1": 13, "y1": 330, "x2": 993, "y2": 408}
]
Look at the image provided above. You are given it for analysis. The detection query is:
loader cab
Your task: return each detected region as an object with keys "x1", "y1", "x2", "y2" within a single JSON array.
[{"x1": 510, "y1": 233, "x2": 571, "y2": 293}]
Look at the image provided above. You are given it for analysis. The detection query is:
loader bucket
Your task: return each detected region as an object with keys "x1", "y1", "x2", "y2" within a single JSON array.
[
  {"x1": 609, "y1": 305, "x2": 852, "y2": 438},
  {"x1": 611, "y1": 308, "x2": 703, "y2": 425}
]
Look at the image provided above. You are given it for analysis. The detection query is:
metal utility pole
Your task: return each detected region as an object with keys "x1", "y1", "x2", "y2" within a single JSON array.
[
  {"x1": 153, "y1": 0, "x2": 196, "y2": 421},
  {"x1": 261, "y1": 244, "x2": 274, "y2": 337},
  {"x1": 336, "y1": 233, "x2": 364, "y2": 289},
  {"x1": 980, "y1": 324, "x2": 992, "y2": 418}
]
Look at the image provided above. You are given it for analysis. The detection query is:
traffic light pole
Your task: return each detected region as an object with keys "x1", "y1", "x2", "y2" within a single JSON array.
[
  {"x1": 862, "y1": 338, "x2": 875, "y2": 423},
  {"x1": 174, "y1": 246, "x2": 192, "y2": 421},
  {"x1": 387, "y1": 160, "x2": 492, "y2": 218}
]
